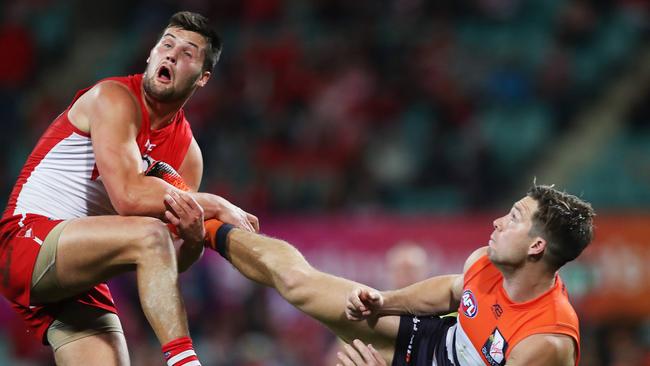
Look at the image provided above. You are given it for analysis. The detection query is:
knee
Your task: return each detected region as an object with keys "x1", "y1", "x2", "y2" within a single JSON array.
[{"x1": 130, "y1": 218, "x2": 174, "y2": 261}]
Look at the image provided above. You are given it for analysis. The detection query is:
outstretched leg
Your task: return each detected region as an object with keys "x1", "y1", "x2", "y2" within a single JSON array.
[{"x1": 223, "y1": 229, "x2": 400, "y2": 363}]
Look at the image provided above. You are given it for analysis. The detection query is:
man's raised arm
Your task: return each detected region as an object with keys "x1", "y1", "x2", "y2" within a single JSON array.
[
  {"x1": 346, "y1": 247, "x2": 487, "y2": 320},
  {"x1": 77, "y1": 81, "x2": 256, "y2": 231}
]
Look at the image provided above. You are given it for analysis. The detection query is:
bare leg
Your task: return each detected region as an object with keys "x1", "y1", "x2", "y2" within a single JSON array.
[
  {"x1": 54, "y1": 332, "x2": 129, "y2": 366},
  {"x1": 53, "y1": 215, "x2": 188, "y2": 344},
  {"x1": 225, "y1": 230, "x2": 400, "y2": 363}
]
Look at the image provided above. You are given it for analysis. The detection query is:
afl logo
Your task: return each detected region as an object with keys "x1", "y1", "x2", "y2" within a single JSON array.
[{"x1": 461, "y1": 290, "x2": 478, "y2": 318}]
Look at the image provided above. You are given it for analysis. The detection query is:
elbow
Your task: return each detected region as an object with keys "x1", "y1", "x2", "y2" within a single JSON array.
[
  {"x1": 113, "y1": 200, "x2": 137, "y2": 216},
  {"x1": 111, "y1": 191, "x2": 143, "y2": 216},
  {"x1": 113, "y1": 194, "x2": 164, "y2": 219}
]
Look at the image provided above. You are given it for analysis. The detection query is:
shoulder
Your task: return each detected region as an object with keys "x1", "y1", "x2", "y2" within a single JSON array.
[
  {"x1": 507, "y1": 334, "x2": 575, "y2": 366},
  {"x1": 73, "y1": 80, "x2": 139, "y2": 118},
  {"x1": 451, "y1": 246, "x2": 488, "y2": 299},
  {"x1": 548, "y1": 278, "x2": 581, "y2": 332},
  {"x1": 89, "y1": 80, "x2": 138, "y2": 109},
  {"x1": 86, "y1": 80, "x2": 143, "y2": 132},
  {"x1": 69, "y1": 80, "x2": 140, "y2": 134},
  {"x1": 463, "y1": 246, "x2": 488, "y2": 274}
]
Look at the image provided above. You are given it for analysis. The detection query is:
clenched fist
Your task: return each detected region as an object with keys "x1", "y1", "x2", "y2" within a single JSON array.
[{"x1": 345, "y1": 288, "x2": 384, "y2": 321}]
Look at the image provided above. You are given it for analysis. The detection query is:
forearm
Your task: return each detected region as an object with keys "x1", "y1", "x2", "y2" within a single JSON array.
[
  {"x1": 113, "y1": 175, "x2": 185, "y2": 217},
  {"x1": 189, "y1": 192, "x2": 224, "y2": 219},
  {"x1": 380, "y1": 275, "x2": 461, "y2": 316},
  {"x1": 114, "y1": 176, "x2": 224, "y2": 219}
]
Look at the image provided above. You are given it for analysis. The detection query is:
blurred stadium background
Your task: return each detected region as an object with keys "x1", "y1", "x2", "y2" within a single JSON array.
[{"x1": 1, "y1": 0, "x2": 649, "y2": 365}]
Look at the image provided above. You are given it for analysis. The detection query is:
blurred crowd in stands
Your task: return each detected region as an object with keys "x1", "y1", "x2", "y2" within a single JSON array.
[{"x1": 0, "y1": 0, "x2": 648, "y2": 365}]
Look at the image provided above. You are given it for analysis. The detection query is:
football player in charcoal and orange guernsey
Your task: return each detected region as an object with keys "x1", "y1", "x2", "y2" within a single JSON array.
[
  {"x1": 0, "y1": 11, "x2": 257, "y2": 366},
  {"x1": 185, "y1": 185, "x2": 594, "y2": 366}
]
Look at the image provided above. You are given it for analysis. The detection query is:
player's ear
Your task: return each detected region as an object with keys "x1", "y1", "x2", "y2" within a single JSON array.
[
  {"x1": 528, "y1": 237, "x2": 546, "y2": 256},
  {"x1": 196, "y1": 71, "x2": 211, "y2": 87}
]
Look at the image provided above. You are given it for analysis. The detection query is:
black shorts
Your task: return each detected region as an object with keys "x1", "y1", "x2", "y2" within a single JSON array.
[{"x1": 392, "y1": 315, "x2": 456, "y2": 366}]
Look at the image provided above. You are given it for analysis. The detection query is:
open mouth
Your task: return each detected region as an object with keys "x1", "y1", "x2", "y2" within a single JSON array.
[{"x1": 157, "y1": 65, "x2": 173, "y2": 83}]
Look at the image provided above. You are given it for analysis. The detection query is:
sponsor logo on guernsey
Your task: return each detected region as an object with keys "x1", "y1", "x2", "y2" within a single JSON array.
[
  {"x1": 491, "y1": 303, "x2": 503, "y2": 319},
  {"x1": 461, "y1": 290, "x2": 478, "y2": 318},
  {"x1": 144, "y1": 139, "x2": 157, "y2": 154},
  {"x1": 405, "y1": 316, "x2": 420, "y2": 364},
  {"x1": 481, "y1": 328, "x2": 508, "y2": 366}
]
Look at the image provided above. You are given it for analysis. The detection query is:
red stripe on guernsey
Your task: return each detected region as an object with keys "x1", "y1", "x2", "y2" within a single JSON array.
[{"x1": 2, "y1": 116, "x2": 77, "y2": 219}]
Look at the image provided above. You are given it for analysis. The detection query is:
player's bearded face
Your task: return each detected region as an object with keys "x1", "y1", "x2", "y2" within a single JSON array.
[
  {"x1": 143, "y1": 66, "x2": 200, "y2": 102},
  {"x1": 143, "y1": 27, "x2": 209, "y2": 103}
]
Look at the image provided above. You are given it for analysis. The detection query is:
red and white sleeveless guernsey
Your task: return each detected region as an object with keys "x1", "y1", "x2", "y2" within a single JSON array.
[
  {"x1": 0, "y1": 73, "x2": 194, "y2": 343},
  {"x1": 447, "y1": 254, "x2": 580, "y2": 366}
]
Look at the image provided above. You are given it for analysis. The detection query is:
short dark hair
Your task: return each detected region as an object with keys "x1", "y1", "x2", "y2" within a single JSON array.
[
  {"x1": 527, "y1": 185, "x2": 595, "y2": 270},
  {"x1": 165, "y1": 11, "x2": 222, "y2": 72}
]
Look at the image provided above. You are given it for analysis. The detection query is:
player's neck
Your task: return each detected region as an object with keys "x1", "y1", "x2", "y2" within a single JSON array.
[
  {"x1": 142, "y1": 88, "x2": 189, "y2": 130},
  {"x1": 501, "y1": 264, "x2": 557, "y2": 303}
]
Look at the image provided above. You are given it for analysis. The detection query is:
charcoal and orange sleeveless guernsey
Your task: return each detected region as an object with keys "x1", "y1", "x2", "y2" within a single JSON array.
[
  {"x1": 448, "y1": 254, "x2": 580, "y2": 366},
  {"x1": 0, "y1": 74, "x2": 194, "y2": 343}
]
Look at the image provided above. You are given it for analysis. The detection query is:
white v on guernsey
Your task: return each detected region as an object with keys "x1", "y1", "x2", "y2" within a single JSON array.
[{"x1": 12, "y1": 128, "x2": 116, "y2": 219}]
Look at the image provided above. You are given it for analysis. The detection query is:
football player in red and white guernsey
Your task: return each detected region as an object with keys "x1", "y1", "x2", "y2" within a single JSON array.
[{"x1": 0, "y1": 11, "x2": 257, "y2": 366}]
